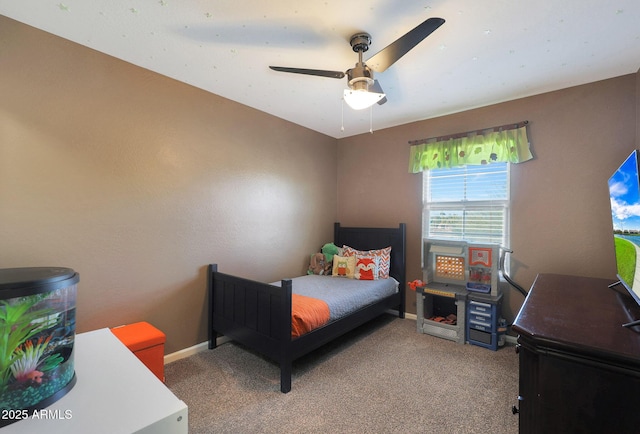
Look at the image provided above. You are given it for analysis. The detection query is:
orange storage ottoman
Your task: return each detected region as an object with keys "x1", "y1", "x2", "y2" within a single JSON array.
[{"x1": 111, "y1": 322, "x2": 165, "y2": 382}]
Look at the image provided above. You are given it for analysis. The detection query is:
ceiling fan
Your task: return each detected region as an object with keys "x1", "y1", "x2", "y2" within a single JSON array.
[{"x1": 269, "y1": 17, "x2": 445, "y2": 110}]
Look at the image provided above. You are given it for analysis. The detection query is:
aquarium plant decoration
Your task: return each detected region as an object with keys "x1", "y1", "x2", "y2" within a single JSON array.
[{"x1": 0, "y1": 295, "x2": 58, "y2": 392}]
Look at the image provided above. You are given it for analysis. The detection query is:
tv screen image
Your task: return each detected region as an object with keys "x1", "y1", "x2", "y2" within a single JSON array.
[{"x1": 609, "y1": 149, "x2": 640, "y2": 308}]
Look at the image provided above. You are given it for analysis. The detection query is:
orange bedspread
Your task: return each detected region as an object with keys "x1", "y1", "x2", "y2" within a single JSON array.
[{"x1": 291, "y1": 293, "x2": 330, "y2": 338}]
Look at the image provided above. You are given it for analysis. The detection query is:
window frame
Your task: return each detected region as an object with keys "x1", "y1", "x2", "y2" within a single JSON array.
[{"x1": 422, "y1": 162, "x2": 511, "y2": 248}]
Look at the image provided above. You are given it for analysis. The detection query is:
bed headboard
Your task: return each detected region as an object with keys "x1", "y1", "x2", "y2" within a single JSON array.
[{"x1": 333, "y1": 222, "x2": 406, "y2": 293}]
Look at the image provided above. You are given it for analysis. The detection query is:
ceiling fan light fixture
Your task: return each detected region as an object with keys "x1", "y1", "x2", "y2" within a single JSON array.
[
  {"x1": 343, "y1": 77, "x2": 385, "y2": 110},
  {"x1": 343, "y1": 88, "x2": 386, "y2": 110}
]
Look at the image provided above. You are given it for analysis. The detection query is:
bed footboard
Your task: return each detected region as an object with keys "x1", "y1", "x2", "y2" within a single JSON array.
[{"x1": 207, "y1": 264, "x2": 294, "y2": 392}]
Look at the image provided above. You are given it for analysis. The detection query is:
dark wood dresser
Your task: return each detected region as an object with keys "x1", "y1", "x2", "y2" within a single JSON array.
[{"x1": 512, "y1": 273, "x2": 640, "y2": 433}]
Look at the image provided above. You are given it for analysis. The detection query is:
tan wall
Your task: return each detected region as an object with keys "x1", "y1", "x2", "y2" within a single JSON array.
[
  {"x1": 337, "y1": 74, "x2": 637, "y2": 322},
  {"x1": 0, "y1": 17, "x2": 337, "y2": 353}
]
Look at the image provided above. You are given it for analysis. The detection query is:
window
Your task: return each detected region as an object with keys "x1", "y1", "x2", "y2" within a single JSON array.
[{"x1": 422, "y1": 163, "x2": 510, "y2": 246}]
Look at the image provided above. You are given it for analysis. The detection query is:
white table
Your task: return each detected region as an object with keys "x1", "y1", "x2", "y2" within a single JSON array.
[{"x1": 1, "y1": 328, "x2": 188, "y2": 434}]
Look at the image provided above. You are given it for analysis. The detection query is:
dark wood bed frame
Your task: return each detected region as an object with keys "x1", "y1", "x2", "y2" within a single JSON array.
[{"x1": 207, "y1": 222, "x2": 406, "y2": 393}]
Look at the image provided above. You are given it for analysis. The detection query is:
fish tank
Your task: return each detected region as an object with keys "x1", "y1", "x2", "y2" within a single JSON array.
[{"x1": 0, "y1": 267, "x2": 78, "y2": 427}]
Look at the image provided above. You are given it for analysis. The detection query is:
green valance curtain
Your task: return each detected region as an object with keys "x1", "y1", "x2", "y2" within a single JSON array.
[{"x1": 408, "y1": 122, "x2": 533, "y2": 172}]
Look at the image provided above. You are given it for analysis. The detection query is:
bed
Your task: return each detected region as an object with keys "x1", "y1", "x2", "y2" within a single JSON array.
[{"x1": 207, "y1": 222, "x2": 406, "y2": 393}]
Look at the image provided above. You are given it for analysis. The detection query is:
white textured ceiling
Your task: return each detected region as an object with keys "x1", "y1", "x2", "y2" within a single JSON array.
[{"x1": 2, "y1": 1, "x2": 640, "y2": 138}]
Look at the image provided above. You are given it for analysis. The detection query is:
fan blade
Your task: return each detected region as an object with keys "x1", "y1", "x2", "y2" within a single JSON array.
[
  {"x1": 269, "y1": 66, "x2": 345, "y2": 79},
  {"x1": 366, "y1": 17, "x2": 445, "y2": 73},
  {"x1": 370, "y1": 80, "x2": 387, "y2": 105}
]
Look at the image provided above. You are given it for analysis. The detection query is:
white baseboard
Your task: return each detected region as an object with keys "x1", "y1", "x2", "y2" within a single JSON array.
[
  {"x1": 163, "y1": 336, "x2": 231, "y2": 365},
  {"x1": 163, "y1": 341, "x2": 208, "y2": 364}
]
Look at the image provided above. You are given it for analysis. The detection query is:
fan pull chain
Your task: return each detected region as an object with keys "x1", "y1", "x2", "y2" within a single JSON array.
[{"x1": 340, "y1": 98, "x2": 376, "y2": 134}]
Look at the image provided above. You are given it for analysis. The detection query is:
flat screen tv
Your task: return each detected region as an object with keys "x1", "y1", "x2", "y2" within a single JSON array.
[{"x1": 608, "y1": 149, "x2": 640, "y2": 327}]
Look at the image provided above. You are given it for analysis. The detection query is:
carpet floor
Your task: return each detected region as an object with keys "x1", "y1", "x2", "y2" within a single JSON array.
[{"x1": 165, "y1": 315, "x2": 519, "y2": 433}]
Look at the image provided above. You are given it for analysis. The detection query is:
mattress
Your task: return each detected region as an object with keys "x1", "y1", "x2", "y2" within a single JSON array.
[{"x1": 272, "y1": 275, "x2": 399, "y2": 337}]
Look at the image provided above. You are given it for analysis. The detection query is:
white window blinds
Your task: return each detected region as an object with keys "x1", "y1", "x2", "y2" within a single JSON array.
[{"x1": 423, "y1": 163, "x2": 509, "y2": 245}]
